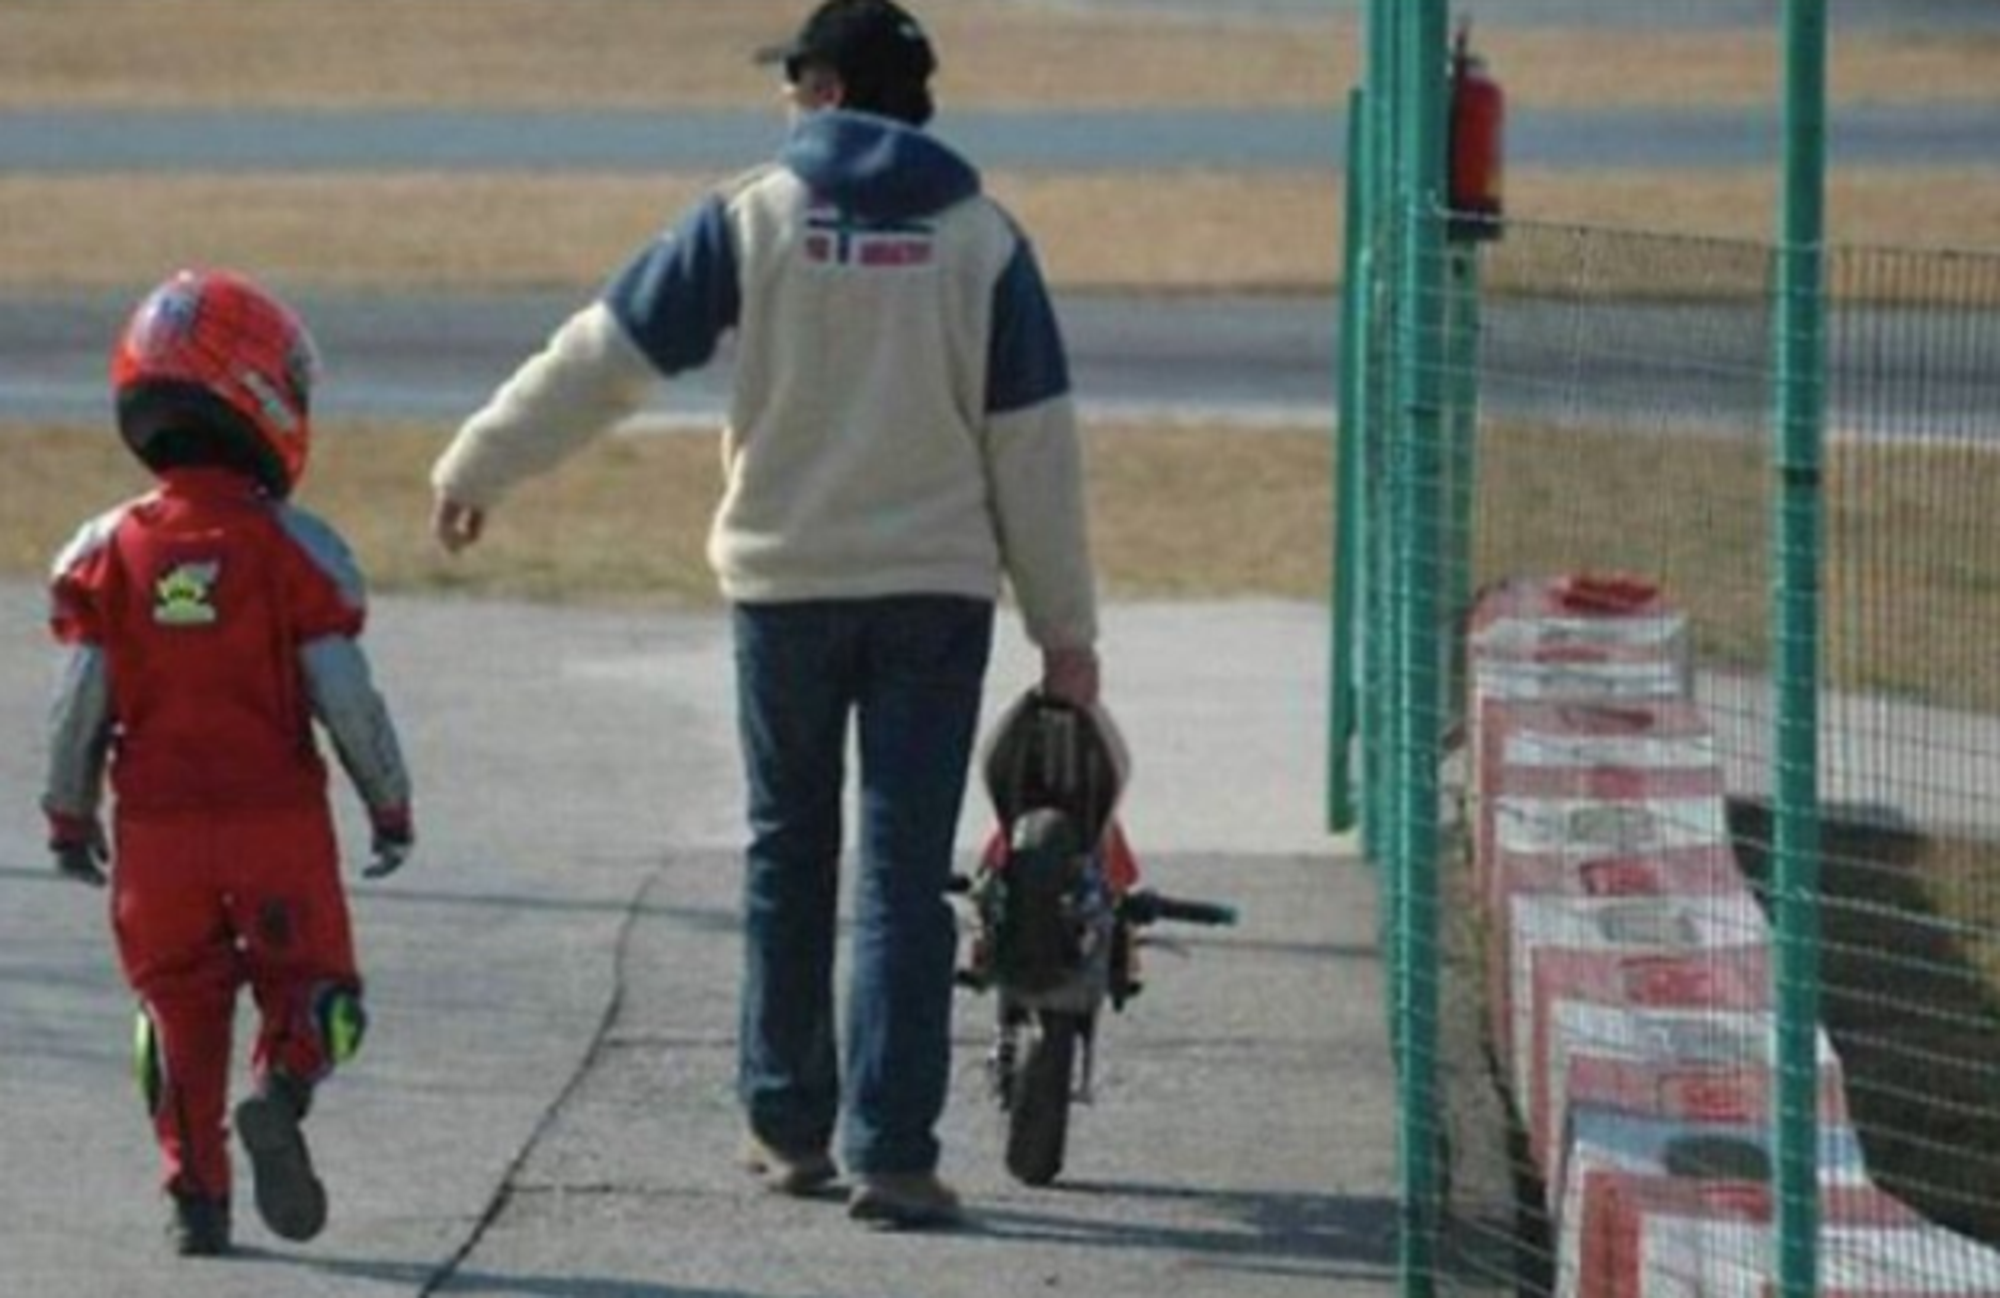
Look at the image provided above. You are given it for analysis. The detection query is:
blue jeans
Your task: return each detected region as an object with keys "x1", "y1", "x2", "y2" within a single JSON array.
[{"x1": 732, "y1": 595, "x2": 994, "y2": 1174}]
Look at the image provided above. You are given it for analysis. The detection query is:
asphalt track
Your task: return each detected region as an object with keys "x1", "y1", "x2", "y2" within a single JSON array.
[
  {"x1": 0, "y1": 584, "x2": 1393, "y2": 1298},
  {"x1": 7, "y1": 288, "x2": 1998, "y2": 441},
  {"x1": 3, "y1": 93, "x2": 1996, "y2": 433},
  {"x1": 0, "y1": 289, "x2": 1346, "y2": 428},
  {"x1": 5, "y1": 103, "x2": 1997, "y2": 174}
]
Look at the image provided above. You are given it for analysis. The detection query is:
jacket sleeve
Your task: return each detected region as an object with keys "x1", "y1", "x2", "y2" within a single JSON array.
[
  {"x1": 279, "y1": 507, "x2": 411, "y2": 819},
  {"x1": 430, "y1": 300, "x2": 659, "y2": 509},
  {"x1": 602, "y1": 193, "x2": 740, "y2": 377},
  {"x1": 431, "y1": 194, "x2": 740, "y2": 509},
  {"x1": 41, "y1": 512, "x2": 121, "y2": 831},
  {"x1": 981, "y1": 236, "x2": 1099, "y2": 651},
  {"x1": 301, "y1": 637, "x2": 411, "y2": 820},
  {"x1": 43, "y1": 644, "x2": 111, "y2": 827}
]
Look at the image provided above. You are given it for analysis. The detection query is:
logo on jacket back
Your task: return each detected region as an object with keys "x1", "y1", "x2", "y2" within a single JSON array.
[
  {"x1": 805, "y1": 204, "x2": 935, "y2": 269},
  {"x1": 153, "y1": 561, "x2": 221, "y2": 627}
]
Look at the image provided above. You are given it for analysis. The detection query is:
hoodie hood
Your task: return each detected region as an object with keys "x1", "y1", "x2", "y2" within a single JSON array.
[{"x1": 780, "y1": 110, "x2": 979, "y2": 223}]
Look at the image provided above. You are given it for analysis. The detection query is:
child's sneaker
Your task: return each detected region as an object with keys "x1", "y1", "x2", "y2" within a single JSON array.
[
  {"x1": 233, "y1": 1074, "x2": 326, "y2": 1242},
  {"x1": 165, "y1": 1191, "x2": 231, "y2": 1257},
  {"x1": 738, "y1": 1129, "x2": 839, "y2": 1196},
  {"x1": 847, "y1": 1170, "x2": 964, "y2": 1229}
]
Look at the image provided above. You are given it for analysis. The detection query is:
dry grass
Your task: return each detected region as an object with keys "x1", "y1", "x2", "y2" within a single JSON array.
[
  {"x1": 4, "y1": 1, "x2": 1995, "y2": 110},
  {"x1": 0, "y1": 173, "x2": 726, "y2": 293},
  {"x1": 6, "y1": 167, "x2": 2000, "y2": 298},
  {"x1": 1479, "y1": 27, "x2": 2000, "y2": 109},
  {"x1": 1478, "y1": 423, "x2": 2000, "y2": 713},
  {"x1": 18, "y1": 419, "x2": 1997, "y2": 712},
  {"x1": 1476, "y1": 424, "x2": 1771, "y2": 667},
  {"x1": 7, "y1": 421, "x2": 1335, "y2": 608},
  {"x1": 1823, "y1": 441, "x2": 2000, "y2": 714},
  {"x1": 0, "y1": 170, "x2": 1342, "y2": 294},
  {"x1": 1001, "y1": 173, "x2": 1342, "y2": 294},
  {"x1": 1505, "y1": 169, "x2": 2000, "y2": 260},
  {"x1": 0, "y1": 0, "x2": 1351, "y2": 111}
]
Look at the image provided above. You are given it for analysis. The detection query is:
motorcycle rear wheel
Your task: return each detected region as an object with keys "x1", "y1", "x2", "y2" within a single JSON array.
[{"x1": 1006, "y1": 1009, "x2": 1086, "y2": 1186}]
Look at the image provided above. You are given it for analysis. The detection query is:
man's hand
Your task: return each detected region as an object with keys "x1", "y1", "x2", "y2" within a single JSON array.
[
  {"x1": 364, "y1": 806, "x2": 414, "y2": 880},
  {"x1": 1040, "y1": 645, "x2": 1101, "y2": 709},
  {"x1": 49, "y1": 815, "x2": 108, "y2": 889},
  {"x1": 431, "y1": 495, "x2": 487, "y2": 554}
]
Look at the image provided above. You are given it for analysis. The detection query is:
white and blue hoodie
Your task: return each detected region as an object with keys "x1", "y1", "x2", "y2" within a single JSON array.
[{"x1": 432, "y1": 110, "x2": 1098, "y2": 651}]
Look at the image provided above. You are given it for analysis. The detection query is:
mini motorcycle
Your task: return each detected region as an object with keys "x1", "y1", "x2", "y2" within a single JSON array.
[{"x1": 954, "y1": 690, "x2": 1237, "y2": 1186}]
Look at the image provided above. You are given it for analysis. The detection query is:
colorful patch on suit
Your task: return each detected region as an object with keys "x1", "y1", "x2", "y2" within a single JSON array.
[
  {"x1": 152, "y1": 560, "x2": 220, "y2": 626},
  {"x1": 133, "y1": 1005, "x2": 165, "y2": 1116},
  {"x1": 804, "y1": 204, "x2": 936, "y2": 269},
  {"x1": 314, "y1": 984, "x2": 367, "y2": 1067}
]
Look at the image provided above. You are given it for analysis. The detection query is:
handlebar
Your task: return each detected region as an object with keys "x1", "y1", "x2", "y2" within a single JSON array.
[
  {"x1": 950, "y1": 872, "x2": 1237, "y2": 928},
  {"x1": 1120, "y1": 889, "x2": 1238, "y2": 928}
]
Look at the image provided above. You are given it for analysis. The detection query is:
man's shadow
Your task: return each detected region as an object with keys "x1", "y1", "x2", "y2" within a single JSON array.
[{"x1": 966, "y1": 1180, "x2": 1398, "y2": 1281}]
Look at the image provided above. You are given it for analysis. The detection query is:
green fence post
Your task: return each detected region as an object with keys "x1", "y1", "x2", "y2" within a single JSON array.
[
  {"x1": 1773, "y1": 3, "x2": 1828, "y2": 1296},
  {"x1": 1331, "y1": 86, "x2": 1369, "y2": 835},
  {"x1": 1363, "y1": 0, "x2": 1401, "y2": 869},
  {"x1": 1363, "y1": 0, "x2": 1402, "y2": 1062},
  {"x1": 1394, "y1": 2, "x2": 1450, "y2": 1295},
  {"x1": 1444, "y1": 244, "x2": 1481, "y2": 727}
]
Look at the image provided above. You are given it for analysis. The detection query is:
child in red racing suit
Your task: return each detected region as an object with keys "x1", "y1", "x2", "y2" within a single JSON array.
[{"x1": 40, "y1": 269, "x2": 414, "y2": 1257}]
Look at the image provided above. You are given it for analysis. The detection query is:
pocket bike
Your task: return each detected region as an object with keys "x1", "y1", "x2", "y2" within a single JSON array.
[{"x1": 952, "y1": 690, "x2": 1238, "y2": 1186}]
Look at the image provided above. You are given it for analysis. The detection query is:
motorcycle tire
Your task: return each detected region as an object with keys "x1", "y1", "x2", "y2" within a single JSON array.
[
  {"x1": 1006, "y1": 1009, "x2": 1085, "y2": 1186},
  {"x1": 999, "y1": 808, "x2": 1084, "y2": 994}
]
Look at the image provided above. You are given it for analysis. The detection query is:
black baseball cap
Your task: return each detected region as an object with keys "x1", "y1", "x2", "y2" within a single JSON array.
[{"x1": 755, "y1": 0, "x2": 937, "y2": 90}]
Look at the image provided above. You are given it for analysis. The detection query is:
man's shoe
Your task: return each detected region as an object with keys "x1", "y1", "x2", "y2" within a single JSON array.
[
  {"x1": 739, "y1": 1129, "x2": 839, "y2": 1196},
  {"x1": 166, "y1": 1191, "x2": 232, "y2": 1257},
  {"x1": 848, "y1": 1171, "x2": 964, "y2": 1230},
  {"x1": 234, "y1": 1076, "x2": 327, "y2": 1242}
]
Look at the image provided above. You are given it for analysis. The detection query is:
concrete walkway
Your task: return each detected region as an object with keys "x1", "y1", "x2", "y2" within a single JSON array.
[{"x1": 0, "y1": 584, "x2": 1396, "y2": 1297}]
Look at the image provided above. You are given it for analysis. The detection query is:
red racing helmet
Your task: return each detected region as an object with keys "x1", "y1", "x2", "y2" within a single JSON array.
[
  {"x1": 110, "y1": 268, "x2": 319, "y2": 497},
  {"x1": 981, "y1": 690, "x2": 1131, "y2": 851}
]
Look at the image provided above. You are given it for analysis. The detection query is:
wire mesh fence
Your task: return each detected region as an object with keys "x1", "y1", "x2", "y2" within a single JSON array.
[
  {"x1": 1355, "y1": 216, "x2": 2000, "y2": 1296},
  {"x1": 1812, "y1": 243, "x2": 2000, "y2": 1248}
]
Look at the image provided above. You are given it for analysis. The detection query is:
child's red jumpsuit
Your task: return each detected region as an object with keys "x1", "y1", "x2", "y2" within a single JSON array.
[{"x1": 42, "y1": 466, "x2": 411, "y2": 1203}]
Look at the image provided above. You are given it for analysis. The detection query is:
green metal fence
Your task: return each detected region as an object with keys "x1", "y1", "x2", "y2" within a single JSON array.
[{"x1": 1330, "y1": 3, "x2": 2000, "y2": 1296}]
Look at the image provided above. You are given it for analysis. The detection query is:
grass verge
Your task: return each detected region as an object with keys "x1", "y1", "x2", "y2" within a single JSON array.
[
  {"x1": 0, "y1": 171, "x2": 1344, "y2": 296},
  {"x1": 6, "y1": 420, "x2": 1335, "y2": 607},
  {"x1": 7, "y1": 169, "x2": 2000, "y2": 299},
  {"x1": 4, "y1": 1, "x2": 1995, "y2": 111},
  {"x1": 15, "y1": 418, "x2": 1997, "y2": 717},
  {"x1": 1477, "y1": 423, "x2": 2000, "y2": 715}
]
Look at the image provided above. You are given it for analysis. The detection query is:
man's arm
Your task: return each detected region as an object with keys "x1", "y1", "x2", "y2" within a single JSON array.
[
  {"x1": 430, "y1": 193, "x2": 742, "y2": 552},
  {"x1": 981, "y1": 235, "x2": 1101, "y2": 704},
  {"x1": 429, "y1": 303, "x2": 658, "y2": 549}
]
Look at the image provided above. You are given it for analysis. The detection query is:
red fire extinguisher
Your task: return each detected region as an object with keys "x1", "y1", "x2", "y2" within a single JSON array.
[{"x1": 1448, "y1": 23, "x2": 1505, "y2": 243}]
